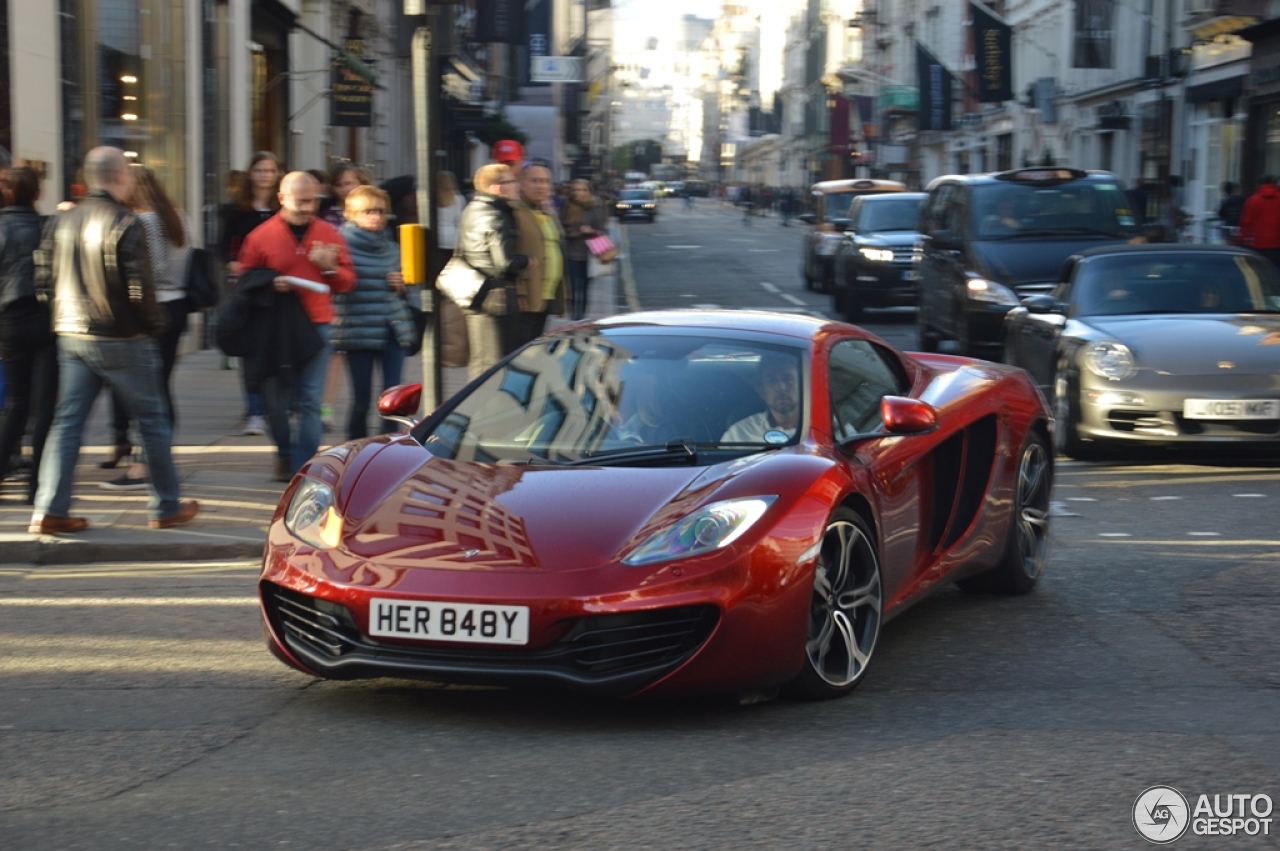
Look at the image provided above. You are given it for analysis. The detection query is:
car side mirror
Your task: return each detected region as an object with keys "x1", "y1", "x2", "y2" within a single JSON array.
[
  {"x1": 1022, "y1": 294, "x2": 1065, "y2": 315},
  {"x1": 378, "y1": 383, "x2": 423, "y2": 429},
  {"x1": 831, "y1": 217, "x2": 852, "y2": 233},
  {"x1": 929, "y1": 229, "x2": 961, "y2": 251},
  {"x1": 798, "y1": 212, "x2": 817, "y2": 225},
  {"x1": 880, "y1": 396, "x2": 937, "y2": 435}
]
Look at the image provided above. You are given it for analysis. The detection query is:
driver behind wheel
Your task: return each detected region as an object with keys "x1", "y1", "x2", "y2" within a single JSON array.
[{"x1": 722, "y1": 352, "x2": 801, "y2": 443}]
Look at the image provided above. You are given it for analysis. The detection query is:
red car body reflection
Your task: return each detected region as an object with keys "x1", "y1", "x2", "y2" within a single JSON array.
[{"x1": 260, "y1": 311, "x2": 1054, "y2": 701}]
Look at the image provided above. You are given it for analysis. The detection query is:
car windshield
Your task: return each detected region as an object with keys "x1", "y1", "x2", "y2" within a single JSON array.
[
  {"x1": 413, "y1": 331, "x2": 807, "y2": 466},
  {"x1": 973, "y1": 180, "x2": 1138, "y2": 240},
  {"x1": 856, "y1": 198, "x2": 923, "y2": 232},
  {"x1": 619, "y1": 190, "x2": 652, "y2": 201},
  {"x1": 1072, "y1": 253, "x2": 1280, "y2": 316}
]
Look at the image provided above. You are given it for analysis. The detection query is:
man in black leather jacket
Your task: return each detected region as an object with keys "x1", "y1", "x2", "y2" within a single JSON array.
[{"x1": 29, "y1": 146, "x2": 198, "y2": 534}]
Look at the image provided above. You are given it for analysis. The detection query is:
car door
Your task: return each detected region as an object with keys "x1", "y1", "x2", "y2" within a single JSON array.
[
  {"x1": 1017, "y1": 270, "x2": 1073, "y2": 393},
  {"x1": 920, "y1": 183, "x2": 966, "y2": 339}
]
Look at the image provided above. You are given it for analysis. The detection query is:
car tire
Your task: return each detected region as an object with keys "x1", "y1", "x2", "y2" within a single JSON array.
[
  {"x1": 957, "y1": 431, "x2": 1051, "y2": 595},
  {"x1": 917, "y1": 303, "x2": 940, "y2": 352},
  {"x1": 1053, "y1": 372, "x2": 1105, "y2": 460},
  {"x1": 786, "y1": 507, "x2": 882, "y2": 700}
]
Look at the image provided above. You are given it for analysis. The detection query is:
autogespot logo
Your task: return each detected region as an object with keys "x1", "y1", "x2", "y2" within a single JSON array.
[{"x1": 1134, "y1": 786, "x2": 1190, "y2": 844}]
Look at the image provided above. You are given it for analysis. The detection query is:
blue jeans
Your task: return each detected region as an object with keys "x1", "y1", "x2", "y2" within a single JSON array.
[
  {"x1": 345, "y1": 341, "x2": 405, "y2": 439},
  {"x1": 263, "y1": 323, "x2": 331, "y2": 473},
  {"x1": 35, "y1": 337, "x2": 181, "y2": 519}
]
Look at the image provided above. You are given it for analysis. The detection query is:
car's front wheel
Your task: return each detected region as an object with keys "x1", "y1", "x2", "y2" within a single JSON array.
[{"x1": 788, "y1": 508, "x2": 882, "y2": 700}]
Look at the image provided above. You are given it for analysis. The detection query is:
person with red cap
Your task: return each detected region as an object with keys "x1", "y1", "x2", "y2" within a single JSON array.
[{"x1": 492, "y1": 140, "x2": 525, "y2": 174}]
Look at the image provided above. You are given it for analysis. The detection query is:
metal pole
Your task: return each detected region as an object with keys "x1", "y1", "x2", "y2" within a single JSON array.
[{"x1": 413, "y1": 24, "x2": 438, "y2": 411}]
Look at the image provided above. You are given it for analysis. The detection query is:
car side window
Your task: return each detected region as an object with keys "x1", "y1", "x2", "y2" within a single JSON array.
[
  {"x1": 921, "y1": 186, "x2": 949, "y2": 234},
  {"x1": 829, "y1": 340, "x2": 910, "y2": 440}
]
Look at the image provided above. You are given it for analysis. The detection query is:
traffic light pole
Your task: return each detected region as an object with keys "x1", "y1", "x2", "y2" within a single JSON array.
[{"x1": 412, "y1": 21, "x2": 440, "y2": 411}]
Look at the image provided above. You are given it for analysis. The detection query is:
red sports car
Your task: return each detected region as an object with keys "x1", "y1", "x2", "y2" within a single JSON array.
[{"x1": 259, "y1": 311, "x2": 1053, "y2": 701}]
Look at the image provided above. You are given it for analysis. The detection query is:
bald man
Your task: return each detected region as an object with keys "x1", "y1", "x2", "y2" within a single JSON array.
[
  {"x1": 31, "y1": 146, "x2": 198, "y2": 534},
  {"x1": 238, "y1": 170, "x2": 356, "y2": 480}
]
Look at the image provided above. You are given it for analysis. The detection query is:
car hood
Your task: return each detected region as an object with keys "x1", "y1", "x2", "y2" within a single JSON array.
[
  {"x1": 331, "y1": 441, "x2": 789, "y2": 573},
  {"x1": 1086, "y1": 314, "x2": 1280, "y2": 374},
  {"x1": 855, "y1": 231, "x2": 918, "y2": 248},
  {"x1": 974, "y1": 236, "x2": 1125, "y2": 288}
]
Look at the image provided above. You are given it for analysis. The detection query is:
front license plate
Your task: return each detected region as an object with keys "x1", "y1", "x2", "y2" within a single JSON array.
[
  {"x1": 1183, "y1": 399, "x2": 1280, "y2": 420},
  {"x1": 902, "y1": 270, "x2": 919, "y2": 281},
  {"x1": 369, "y1": 598, "x2": 529, "y2": 645}
]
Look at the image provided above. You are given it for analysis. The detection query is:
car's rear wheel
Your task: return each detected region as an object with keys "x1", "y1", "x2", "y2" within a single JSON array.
[
  {"x1": 788, "y1": 508, "x2": 882, "y2": 700},
  {"x1": 959, "y1": 432, "x2": 1051, "y2": 594}
]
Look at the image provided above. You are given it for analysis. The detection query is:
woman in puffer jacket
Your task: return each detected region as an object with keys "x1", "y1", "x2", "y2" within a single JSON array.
[{"x1": 334, "y1": 185, "x2": 417, "y2": 439}]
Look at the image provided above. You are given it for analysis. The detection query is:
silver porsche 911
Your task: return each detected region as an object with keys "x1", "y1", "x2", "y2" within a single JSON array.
[{"x1": 1003, "y1": 244, "x2": 1280, "y2": 458}]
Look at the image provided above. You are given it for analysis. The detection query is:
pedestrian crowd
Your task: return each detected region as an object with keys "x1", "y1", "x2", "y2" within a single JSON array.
[{"x1": 0, "y1": 136, "x2": 618, "y2": 534}]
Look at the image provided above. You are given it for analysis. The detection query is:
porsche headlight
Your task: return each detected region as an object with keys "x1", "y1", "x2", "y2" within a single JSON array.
[
  {"x1": 859, "y1": 247, "x2": 895, "y2": 263},
  {"x1": 1082, "y1": 341, "x2": 1137, "y2": 381},
  {"x1": 966, "y1": 277, "x2": 1020, "y2": 305},
  {"x1": 284, "y1": 478, "x2": 344, "y2": 549},
  {"x1": 622, "y1": 496, "x2": 777, "y2": 566}
]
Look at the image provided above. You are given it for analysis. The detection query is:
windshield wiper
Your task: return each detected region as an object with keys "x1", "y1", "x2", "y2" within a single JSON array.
[{"x1": 564, "y1": 439, "x2": 783, "y2": 467}]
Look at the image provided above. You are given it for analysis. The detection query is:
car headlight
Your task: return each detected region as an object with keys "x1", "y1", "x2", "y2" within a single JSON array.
[
  {"x1": 965, "y1": 277, "x2": 1020, "y2": 305},
  {"x1": 1082, "y1": 341, "x2": 1137, "y2": 381},
  {"x1": 284, "y1": 478, "x2": 344, "y2": 549},
  {"x1": 816, "y1": 237, "x2": 841, "y2": 256},
  {"x1": 859, "y1": 247, "x2": 895, "y2": 263},
  {"x1": 622, "y1": 496, "x2": 777, "y2": 566}
]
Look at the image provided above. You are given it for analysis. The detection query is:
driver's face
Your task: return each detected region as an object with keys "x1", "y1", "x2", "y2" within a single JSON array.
[{"x1": 760, "y1": 363, "x2": 799, "y2": 420}]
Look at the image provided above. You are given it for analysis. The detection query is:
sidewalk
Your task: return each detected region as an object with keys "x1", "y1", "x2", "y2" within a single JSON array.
[{"x1": 1, "y1": 256, "x2": 622, "y2": 565}]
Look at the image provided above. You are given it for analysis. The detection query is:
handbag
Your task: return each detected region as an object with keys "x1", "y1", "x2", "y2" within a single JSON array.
[
  {"x1": 586, "y1": 234, "x2": 619, "y2": 263},
  {"x1": 185, "y1": 247, "x2": 220, "y2": 310},
  {"x1": 436, "y1": 256, "x2": 492, "y2": 312}
]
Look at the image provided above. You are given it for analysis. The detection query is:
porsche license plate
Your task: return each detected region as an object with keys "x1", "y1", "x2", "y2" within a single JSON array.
[
  {"x1": 369, "y1": 599, "x2": 529, "y2": 645},
  {"x1": 1183, "y1": 399, "x2": 1280, "y2": 420}
]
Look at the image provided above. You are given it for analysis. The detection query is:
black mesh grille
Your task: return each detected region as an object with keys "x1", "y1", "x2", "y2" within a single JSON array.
[{"x1": 264, "y1": 583, "x2": 719, "y2": 693}]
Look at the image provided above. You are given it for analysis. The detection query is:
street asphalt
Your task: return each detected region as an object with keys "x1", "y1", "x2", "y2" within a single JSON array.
[{"x1": 2, "y1": 234, "x2": 623, "y2": 566}]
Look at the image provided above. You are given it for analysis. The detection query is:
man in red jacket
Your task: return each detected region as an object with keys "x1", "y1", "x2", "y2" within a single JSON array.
[
  {"x1": 1239, "y1": 176, "x2": 1280, "y2": 269},
  {"x1": 238, "y1": 171, "x2": 356, "y2": 480}
]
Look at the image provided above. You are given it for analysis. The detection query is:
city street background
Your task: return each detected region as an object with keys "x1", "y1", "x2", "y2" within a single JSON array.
[{"x1": 1, "y1": 201, "x2": 1277, "y2": 849}]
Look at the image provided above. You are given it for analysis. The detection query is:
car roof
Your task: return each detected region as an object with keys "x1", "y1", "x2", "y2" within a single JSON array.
[
  {"x1": 924, "y1": 168, "x2": 1120, "y2": 190},
  {"x1": 585, "y1": 309, "x2": 853, "y2": 342},
  {"x1": 1073, "y1": 243, "x2": 1259, "y2": 259},
  {"x1": 811, "y1": 178, "x2": 907, "y2": 195},
  {"x1": 854, "y1": 192, "x2": 928, "y2": 203}
]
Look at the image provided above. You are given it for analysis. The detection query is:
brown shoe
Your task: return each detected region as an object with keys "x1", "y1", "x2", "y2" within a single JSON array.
[
  {"x1": 149, "y1": 499, "x2": 200, "y2": 530},
  {"x1": 274, "y1": 457, "x2": 293, "y2": 483},
  {"x1": 29, "y1": 515, "x2": 89, "y2": 535}
]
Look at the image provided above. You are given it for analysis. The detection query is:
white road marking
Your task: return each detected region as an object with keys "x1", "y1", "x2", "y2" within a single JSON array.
[
  {"x1": 1187, "y1": 531, "x2": 1222, "y2": 537},
  {"x1": 1050, "y1": 501, "x2": 1078, "y2": 517},
  {"x1": 1150, "y1": 496, "x2": 1182, "y2": 501},
  {"x1": 1098, "y1": 532, "x2": 1132, "y2": 537},
  {"x1": 666, "y1": 245, "x2": 702, "y2": 249},
  {"x1": 781, "y1": 294, "x2": 807, "y2": 306},
  {"x1": 1233, "y1": 493, "x2": 1267, "y2": 498},
  {"x1": 760, "y1": 282, "x2": 781, "y2": 293},
  {"x1": 1067, "y1": 497, "x2": 1098, "y2": 502}
]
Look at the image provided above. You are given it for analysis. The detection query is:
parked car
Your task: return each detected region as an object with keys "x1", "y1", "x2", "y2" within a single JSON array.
[
  {"x1": 799, "y1": 179, "x2": 907, "y2": 293},
  {"x1": 615, "y1": 188, "x2": 658, "y2": 222},
  {"x1": 1004, "y1": 243, "x2": 1280, "y2": 459},
  {"x1": 831, "y1": 192, "x2": 928, "y2": 322},
  {"x1": 260, "y1": 310, "x2": 1054, "y2": 701},
  {"x1": 916, "y1": 168, "x2": 1141, "y2": 359}
]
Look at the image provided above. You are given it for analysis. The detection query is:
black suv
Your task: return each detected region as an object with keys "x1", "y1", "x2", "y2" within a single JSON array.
[
  {"x1": 831, "y1": 192, "x2": 927, "y2": 322},
  {"x1": 916, "y1": 168, "x2": 1139, "y2": 358}
]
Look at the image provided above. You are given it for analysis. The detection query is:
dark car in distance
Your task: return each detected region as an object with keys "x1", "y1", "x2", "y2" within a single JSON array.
[
  {"x1": 615, "y1": 189, "x2": 658, "y2": 222},
  {"x1": 831, "y1": 192, "x2": 927, "y2": 322},
  {"x1": 916, "y1": 168, "x2": 1140, "y2": 359}
]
